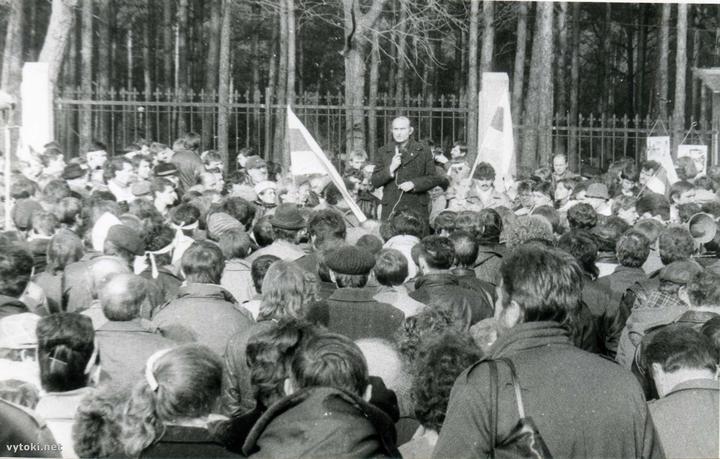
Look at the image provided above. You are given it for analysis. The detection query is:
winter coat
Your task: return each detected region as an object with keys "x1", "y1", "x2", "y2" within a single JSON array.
[
  {"x1": 371, "y1": 139, "x2": 446, "y2": 220},
  {"x1": 151, "y1": 283, "x2": 254, "y2": 357},
  {"x1": 242, "y1": 386, "x2": 400, "y2": 458},
  {"x1": 433, "y1": 321, "x2": 663, "y2": 459},
  {"x1": 321, "y1": 287, "x2": 404, "y2": 342},
  {"x1": 410, "y1": 273, "x2": 493, "y2": 325},
  {"x1": 0, "y1": 399, "x2": 60, "y2": 458},
  {"x1": 221, "y1": 259, "x2": 255, "y2": 305}
]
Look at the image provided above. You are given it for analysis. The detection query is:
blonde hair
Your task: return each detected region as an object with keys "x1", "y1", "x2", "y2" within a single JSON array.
[{"x1": 259, "y1": 261, "x2": 315, "y2": 321}]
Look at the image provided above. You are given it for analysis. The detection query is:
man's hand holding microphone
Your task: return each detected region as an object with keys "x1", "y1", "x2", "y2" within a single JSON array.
[{"x1": 390, "y1": 146, "x2": 415, "y2": 192}]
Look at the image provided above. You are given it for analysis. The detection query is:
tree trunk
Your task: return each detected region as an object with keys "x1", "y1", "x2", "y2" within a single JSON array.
[
  {"x1": 467, "y1": 0, "x2": 480, "y2": 155},
  {"x1": 1, "y1": 0, "x2": 24, "y2": 107},
  {"x1": 265, "y1": 22, "x2": 278, "y2": 159},
  {"x1": 601, "y1": 3, "x2": 611, "y2": 113},
  {"x1": 691, "y1": 11, "x2": 700, "y2": 122},
  {"x1": 511, "y1": 2, "x2": 528, "y2": 126},
  {"x1": 80, "y1": 0, "x2": 93, "y2": 153},
  {"x1": 479, "y1": 0, "x2": 494, "y2": 75},
  {"x1": 342, "y1": 0, "x2": 386, "y2": 155},
  {"x1": 637, "y1": 5, "x2": 647, "y2": 116},
  {"x1": 368, "y1": 28, "x2": 380, "y2": 159},
  {"x1": 217, "y1": 0, "x2": 231, "y2": 170},
  {"x1": 274, "y1": 0, "x2": 288, "y2": 164},
  {"x1": 626, "y1": 22, "x2": 635, "y2": 118},
  {"x1": 521, "y1": 1, "x2": 554, "y2": 172},
  {"x1": 203, "y1": 0, "x2": 220, "y2": 149},
  {"x1": 39, "y1": 0, "x2": 79, "y2": 90},
  {"x1": 569, "y1": 2, "x2": 580, "y2": 171},
  {"x1": 656, "y1": 3, "x2": 670, "y2": 120},
  {"x1": 97, "y1": 0, "x2": 111, "y2": 144},
  {"x1": 143, "y1": 0, "x2": 153, "y2": 138},
  {"x1": 394, "y1": 0, "x2": 408, "y2": 107},
  {"x1": 127, "y1": 28, "x2": 133, "y2": 92},
  {"x1": 284, "y1": 0, "x2": 296, "y2": 170},
  {"x1": 556, "y1": 2, "x2": 568, "y2": 119},
  {"x1": 177, "y1": 0, "x2": 189, "y2": 134},
  {"x1": 672, "y1": 3, "x2": 688, "y2": 154},
  {"x1": 163, "y1": 0, "x2": 173, "y2": 91},
  {"x1": 28, "y1": 0, "x2": 37, "y2": 60}
]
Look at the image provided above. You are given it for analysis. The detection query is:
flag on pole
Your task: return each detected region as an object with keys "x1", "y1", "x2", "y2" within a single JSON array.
[
  {"x1": 286, "y1": 107, "x2": 367, "y2": 223},
  {"x1": 470, "y1": 73, "x2": 515, "y2": 191}
]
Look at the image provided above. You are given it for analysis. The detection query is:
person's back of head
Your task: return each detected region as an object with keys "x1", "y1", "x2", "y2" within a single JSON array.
[
  {"x1": 246, "y1": 319, "x2": 319, "y2": 409},
  {"x1": 432, "y1": 210, "x2": 456, "y2": 236},
  {"x1": 169, "y1": 203, "x2": 200, "y2": 230},
  {"x1": 701, "y1": 316, "x2": 720, "y2": 355},
  {"x1": 532, "y1": 206, "x2": 563, "y2": 236},
  {"x1": 356, "y1": 234, "x2": 383, "y2": 256},
  {"x1": 643, "y1": 325, "x2": 718, "y2": 397},
  {"x1": 567, "y1": 202, "x2": 597, "y2": 230},
  {"x1": 217, "y1": 228, "x2": 252, "y2": 260},
  {"x1": 391, "y1": 210, "x2": 425, "y2": 239},
  {"x1": 251, "y1": 255, "x2": 280, "y2": 294},
  {"x1": 505, "y1": 215, "x2": 554, "y2": 249},
  {"x1": 658, "y1": 225, "x2": 695, "y2": 265},
  {"x1": 449, "y1": 231, "x2": 478, "y2": 269},
  {"x1": 290, "y1": 332, "x2": 369, "y2": 398},
  {"x1": 122, "y1": 344, "x2": 221, "y2": 456},
  {"x1": 591, "y1": 220, "x2": 627, "y2": 253},
  {"x1": 373, "y1": 249, "x2": 408, "y2": 287},
  {"x1": 307, "y1": 209, "x2": 346, "y2": 249},
  {"x1": 259, "y1": 260, "x2": 311, "y2": 321},
  {"x1": 633, "y1": 218, "x2": 663, "y2": 246},
  {"x1": 73, "y1": 384, "x2": 129, "y2": 458},
  {"x1": 181, "y1": 241, "x2": 225, "y2": 284},
  {"x1": 499, "y1": 245, "x2": 583, "y2": 328},
  {"x1": 417, "y1": 235, "x2": 455, "y2": 272},
  {"x1": 686, "y1": 269, "x2": 720, "y2": 310},
  {"x1": 36, "y1": 313, "x2": 96, "y2": 392},
  {"x1": 558, "y1": 230, "x2": 599, "y2": 279},
  {"x1": 616, "y1": 230, "x2": 651, "y2": 268},
  {"x1": 453, "y1": 211, "x2": 483, "y2": 239},
  {"x1": 253, "y1": 215, "x2": 275, "y2": 248},
  {"x1": 100, "y1": 273, "x2": 147, "y2": 321},
  {"x1": 395, "y1": 307, "x2": 466, "y2": 366},
  {"x1": 183, "y1": 132, "x2": 202, "y2": 152},
  {"x1": 636, "y1": 192, "x2": 671, "y2": 221},
  {"x1": 87, "y1": 256, "x2": 132, "y2": 301},
  {"x1": 221, "y1": 197, "x2": 256, "y2": 230},
  {"x1": 0, "y1": 244, "x2": 33, "y2": 298},
  {"x1": 411, "y1": 332, "x2": 483, "y2": 433}
]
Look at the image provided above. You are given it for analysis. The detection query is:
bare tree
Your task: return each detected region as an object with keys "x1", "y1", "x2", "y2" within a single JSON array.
[
  {"x1": 521, "y1": 1, "x2": 554, "y2": 172},
  {"x1": 556, "y1": 2, "x2": 568, "y2": 119},
  {"x1": 80, "y1": 0, "x2": 93, "y2": 152},
  {"x1": 511, "y1": 2, "x2": 528, "y2": 126},
  {"x1": 342, "y1": 0, "x2": 386, "y2": 154},
  {"x1": 673, "y1": 3, "x2": 688, "y2": 153},
  {"x1": 1, "y1": 0, "x2": 23, "y2": 103},
  {"x1": 368, "y1": 27, "x2": 381, "y2": 159},
  {"x1": 479, "y1": 0, "x2": 494, "y2": 75},
  {"x1": 38, "y1": 0, "x2": 80, "y2": 89},
  {"x1": 284, "y1": 0, "x2": 296, "y2": 169},
  {"x1": 655, "y1": 3, "x2": 670, "y2": 119},
  {"x1": 568, "y1": 2, "x2": 579, "y2": 171},
  {"x1": 202, "y1": 0, "x2": 221, "y2": 149},
  {"x1": 162, "y1": 0, "x2": 173, "y2": 91},
  {"x1": 467, "y1": 0, "x2": 480, "y2": 155},
  {"x1": 217, "y1": 0, "x2": 231, "y2": 170}
]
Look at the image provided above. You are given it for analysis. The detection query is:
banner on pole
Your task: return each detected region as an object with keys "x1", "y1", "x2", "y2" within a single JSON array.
[
  {"x1": 21, "y1": 63, "x2": 53, "y2": 155},
  {"x1": 286, "y1": 107, "x2": 366, "y2": 223},
  {"x1": 472, "y1": 73, "x2": 515, "y2": 191}
]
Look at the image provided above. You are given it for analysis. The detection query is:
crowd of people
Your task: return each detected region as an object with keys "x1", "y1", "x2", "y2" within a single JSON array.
[{"x1": 0, "y1": 116, "x2": 718, "y2": 458}]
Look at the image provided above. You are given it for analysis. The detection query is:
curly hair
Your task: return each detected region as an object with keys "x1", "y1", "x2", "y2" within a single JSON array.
[
  {"x1": 395, "y1": 308, "x2": 466, "y2": 367},
  {"x1": 259, "y1": 261, "x2": 314, "y2": 321},
  {"x1": 558, "y1": 230, "x2": 599, "y2": 279},
  {"x1": 616, "y1": 231, "x2": 650, "y2": 268},
  {"x1": 121, "y1": 345, "x2": 221, "y2": 457},
  {"x1": 412, "y1": 333, "x2": 482, "y2": 432},
  {"x1": 658, "y1": 225, "x2": 695, "y2": 265},
  {"x1": 566, "y1": 203, "x2": 597, "y2": 230},
  {"x1": 73, "y1": 385, "x2": 130, "y2": 458},
  {"x1": 687, "y1": 269, "x2": 720, "y2": 308},
  {"x1": 505, "y1": 215, "x2": 554, "y2": 249},
  {"x1": 246, "y1": 319, "x2": 319, "y2": 409}
]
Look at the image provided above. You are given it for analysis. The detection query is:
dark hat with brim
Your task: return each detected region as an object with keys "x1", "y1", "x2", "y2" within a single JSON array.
[{"x1": 269, "y1": 203, "x2": 305, "y2": 230}]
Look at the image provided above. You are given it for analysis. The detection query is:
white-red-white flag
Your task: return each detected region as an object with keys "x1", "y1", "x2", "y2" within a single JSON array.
[{"x1": 286, "y1": 107, "x2": 366, "y2": 223}]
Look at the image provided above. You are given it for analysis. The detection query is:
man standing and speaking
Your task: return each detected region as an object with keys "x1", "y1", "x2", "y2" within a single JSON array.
[{"x1": 371, "y1": 116, "x2": 446, "y2": 220}]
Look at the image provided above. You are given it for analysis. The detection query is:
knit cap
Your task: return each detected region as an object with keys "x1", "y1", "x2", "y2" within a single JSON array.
[
  {"x1": 207, "y1": 212, "x2": 243, "y2": 240},
  {"x1": 325, "y1": 246, "x2": 376, "y2": 275}
]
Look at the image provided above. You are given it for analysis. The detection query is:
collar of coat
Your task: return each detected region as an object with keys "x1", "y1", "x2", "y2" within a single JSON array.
[
  {"x1": 414, "y1": 272, "x2": 459, "y2": 290},
  {"x1": 488, "y1": 321, "x2": 571, "y2": 359},
  {"x1": 176, "y1": 283, "x2": 237, "y2": 303},
  {"x1": 329, "y1": 287, "x2": 377, "y2": 303}
]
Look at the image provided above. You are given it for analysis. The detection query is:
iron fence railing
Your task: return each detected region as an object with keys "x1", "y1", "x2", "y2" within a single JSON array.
[{"x1": 54, "y1": 87, "x2": 716, "y2": 174}]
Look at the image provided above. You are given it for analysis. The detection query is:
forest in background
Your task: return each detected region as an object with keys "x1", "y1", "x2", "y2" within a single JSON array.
[{"x1": 1, "y1": 0, "x2": 719, "y2": 173}]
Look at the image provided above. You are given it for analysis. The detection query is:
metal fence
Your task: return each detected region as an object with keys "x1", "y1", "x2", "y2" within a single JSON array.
[{"x1": 54, "y1": 87, "x2": 716, "y2": 173}]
